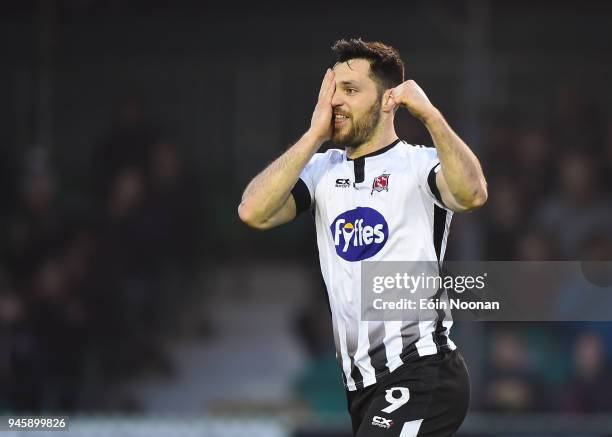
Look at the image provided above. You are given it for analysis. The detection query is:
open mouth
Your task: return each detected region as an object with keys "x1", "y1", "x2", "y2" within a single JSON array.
[{"x1": 334, "y1": 113, "x2": 350, "y2": 127}]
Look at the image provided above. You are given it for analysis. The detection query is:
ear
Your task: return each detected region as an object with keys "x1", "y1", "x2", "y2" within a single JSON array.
[{"x1": 381, "y1": 89, "x2": 395, "y2": 113}]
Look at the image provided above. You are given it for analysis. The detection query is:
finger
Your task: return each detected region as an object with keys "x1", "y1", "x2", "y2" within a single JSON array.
[
  {"x1": 385, "y1": 91, "x2": 395, "y2": 107},
  {"x1": 388, "y1": 89, "x2": 399, "y2": 104},
  {"x1": 323, "y1": 71, "x2": 336, "y2": 103},
  {"x1": 320, "y1": 70, "x2": 335, "y2": 102},
  {"x1": 318, "y1": 69, "x2": 332, "y2": 100}
]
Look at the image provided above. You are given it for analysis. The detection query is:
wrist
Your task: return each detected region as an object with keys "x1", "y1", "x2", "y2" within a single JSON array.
[
  {"x1": 420, "y1": 107, "x2": 443, "y2": 127},
  {"x1": 304, "y1": 129, "x2": 328, "y2": 147}
]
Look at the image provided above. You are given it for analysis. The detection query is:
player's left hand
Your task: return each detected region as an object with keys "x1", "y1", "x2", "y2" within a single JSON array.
[{"x1": 389, "y1": 80, "x2": 440, "y2": 123}]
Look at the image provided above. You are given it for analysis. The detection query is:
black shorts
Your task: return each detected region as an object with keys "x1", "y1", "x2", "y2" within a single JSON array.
[{"x1": 346, "y1": 349, "x2": 470, "y2": 437}]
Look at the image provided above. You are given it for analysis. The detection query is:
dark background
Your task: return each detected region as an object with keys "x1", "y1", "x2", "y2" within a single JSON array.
[{"x1": 1, "y1": 1, "x2": 612, "y2": 435}]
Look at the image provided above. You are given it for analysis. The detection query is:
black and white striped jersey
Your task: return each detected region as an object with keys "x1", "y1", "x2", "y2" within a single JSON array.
[{"x1": 291, "y1": 139, "x2": 456, "y2": 391}]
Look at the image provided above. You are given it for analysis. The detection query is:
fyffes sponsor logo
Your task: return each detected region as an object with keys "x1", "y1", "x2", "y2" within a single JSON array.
[{"x1": 330, "y1": 207, "x2": 388, "y2": 261}]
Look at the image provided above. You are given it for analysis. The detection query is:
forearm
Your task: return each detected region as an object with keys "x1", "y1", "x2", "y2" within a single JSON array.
[
  {"x1": 424, "y1": 111, "x2": 487, "y2": 208},
  {"x1": 238, "y1": 130, "x2": 323, "y2": 225}
]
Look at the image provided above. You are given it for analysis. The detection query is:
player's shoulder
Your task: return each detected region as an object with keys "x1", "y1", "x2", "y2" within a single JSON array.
[
  {"x1": 398, "y1": 140, "x2": 435, "y2": 153},
  {"x1": 302, "y1": 148, "x2": 344, "y2": 188},
  {"x1": 397, "y1": 140, "x2": 437, "y2": 161},
  {"x1": 307, "y1": 147, "x2": 345, "y2": 168},
  {"x1": 314, "y1": 147, "x2": 344, "y2": 161}
]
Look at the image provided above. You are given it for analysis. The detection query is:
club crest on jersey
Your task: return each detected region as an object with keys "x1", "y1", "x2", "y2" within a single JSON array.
[
  {"x1": 330, "y1": 207, "x2": 389, "y2": 261},
  {"x1": 371, "y1": 173, "x2": 390, "y2": 195}
]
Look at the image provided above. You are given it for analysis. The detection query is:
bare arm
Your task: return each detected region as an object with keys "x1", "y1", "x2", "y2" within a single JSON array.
[
  {"x1": 238, "y1": 69, "x2": 335, "y2": 229},
  {"x1": 238, "y1": 131, "x2": 324, "y2": 229},
  {"x1": 389, "y1": 80, "x2": 487, "y2": 212},
  {"x1": 426, "y1": 111, "x2": 487, "y2": 212}
]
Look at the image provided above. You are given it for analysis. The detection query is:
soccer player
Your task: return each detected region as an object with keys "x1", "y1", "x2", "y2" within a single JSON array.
[{"x1": 238, "y1": 39, "x2": 487, "y2": 436}]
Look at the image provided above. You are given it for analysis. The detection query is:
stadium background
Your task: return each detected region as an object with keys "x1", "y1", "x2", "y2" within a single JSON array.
[{"x1": 1, "y1": 0, "x2": 612, "y2": 435}]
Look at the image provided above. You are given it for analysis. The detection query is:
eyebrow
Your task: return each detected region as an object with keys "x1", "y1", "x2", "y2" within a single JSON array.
[{"x1": 340, "y1": 80, "x2": 360, "y2": 87}]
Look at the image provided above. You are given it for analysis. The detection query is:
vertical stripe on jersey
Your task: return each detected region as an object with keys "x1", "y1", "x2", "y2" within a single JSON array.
[
  {"x1": 432, "y1": 204, "x2": 454, "y2": 355},
  {"x1": 435, "y1": 287, "x2": 455, "y2": 350},
  {"x1": 354, "y1": 322, "x2": 376, "y2": 386},
  {"x1": 433, "y1": 320, "x2": 449, "y2": 349},
  {"x1": 441, "y1": 211, "x2": 452, "y2": 260},
  {"x1": 415, "y1": 321, "x2": 438, "y2": 357},
  {"x1": 337, "y1": 318, "x2": 357, "y2": 389},
  {"x1": 331, "y1": 312, "x2": 346, "y2": 385},
  {"x1": 382, "y1": 321, "x2": 405, "y2": 373},
  {"x1": 367, "y1": 321, "x2": 390, "y2": 375},
  {"x1": 399, "y1": 321, "x2": 419, "y2": 364},
  {"x1": 431, "y1": 286, "x2": 449, "y2": 349},
  {"x1": 442, "y1": 319, "x2": 457, "y2": 350},
  {"x1": 353, "y1": 157, "x2": 365, "y2": 184},
  {"x1": 433, "y1": 205, "x2": 448, "y2": 261},
  {"x1": 344, "y1": 319, "x2": 365, "y2": 389},
  {"x1": 349, "y1": 355, "x2": 364, "y2": 390}
]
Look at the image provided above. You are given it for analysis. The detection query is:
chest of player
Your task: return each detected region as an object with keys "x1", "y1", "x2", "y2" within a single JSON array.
[
  {"x1": 315, "y1": 159, "x2": 419, "y2": 217},
  {"x1": 313, "y1": 157, "x2": 430, "y2": 262},
  {"x1": 315, "y1": 159, "x2": 432, "y2": 257}
]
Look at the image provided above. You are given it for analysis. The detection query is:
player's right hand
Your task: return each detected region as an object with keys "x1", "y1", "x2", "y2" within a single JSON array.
[{"x1": 309, "y1": 68, "x2": 335, "y2": 142}]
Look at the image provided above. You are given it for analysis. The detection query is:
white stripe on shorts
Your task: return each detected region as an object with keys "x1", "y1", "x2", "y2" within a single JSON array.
[{"x1": 399, "y1": 419, "x2": 424, "y2": 437}]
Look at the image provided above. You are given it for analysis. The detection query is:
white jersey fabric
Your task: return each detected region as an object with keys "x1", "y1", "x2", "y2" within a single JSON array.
[{"x1": 291, "y1": 139, "x2": 456, "y2": 391}]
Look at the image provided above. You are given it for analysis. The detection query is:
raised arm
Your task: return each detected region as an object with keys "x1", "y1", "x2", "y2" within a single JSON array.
[
  {"x1": 389, "y1": 80, "x2": 488, "y2": 212},
  {"x1": 238, "y1": 69, "x2": 335, "y2": 229}
]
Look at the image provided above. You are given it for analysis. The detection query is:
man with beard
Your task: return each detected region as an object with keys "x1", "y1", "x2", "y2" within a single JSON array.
[{"x1": 239, "y1": 39, "x2": 487, "y2": 436}]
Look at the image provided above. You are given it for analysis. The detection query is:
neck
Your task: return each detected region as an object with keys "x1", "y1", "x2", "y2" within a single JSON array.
[{"x1": 345, "y1": 122, "x2": 398, "y2": 159}]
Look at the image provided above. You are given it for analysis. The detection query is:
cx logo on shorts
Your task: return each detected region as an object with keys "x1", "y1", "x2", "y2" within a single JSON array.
[{"x1": 371, "y1": 416, "x2": 394, "y2": 429}]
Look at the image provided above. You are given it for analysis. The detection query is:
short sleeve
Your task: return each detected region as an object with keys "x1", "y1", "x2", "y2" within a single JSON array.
[
  {"x1": 290, "y1": 150, "x2": 333, "y2": 216},
  {"x1": 412, "y1": 146, "x2": 450, "y2": 210}
]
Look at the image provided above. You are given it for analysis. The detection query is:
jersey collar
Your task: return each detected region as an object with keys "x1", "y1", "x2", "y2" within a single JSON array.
[{"x1": 345, "y1": 138, "x2": 401, "y2": 161}]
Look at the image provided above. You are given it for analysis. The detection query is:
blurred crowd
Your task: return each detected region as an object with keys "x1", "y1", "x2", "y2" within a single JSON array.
[
  {"x1": 472, "y1": 82, "x2": 612, "y2": 413},
  {"x1": 482, "y1": 83, "x2": 612, "y2": 262},
  {"x1": 0, "y1": 98, "x2": 203, "y2": 411}
]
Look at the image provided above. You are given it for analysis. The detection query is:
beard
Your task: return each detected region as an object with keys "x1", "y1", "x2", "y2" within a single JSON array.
[{"x1": 330, "y1": 99, "x2": 381, "y2": 149}]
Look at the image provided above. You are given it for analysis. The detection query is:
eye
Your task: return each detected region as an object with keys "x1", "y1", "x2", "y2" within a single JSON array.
[{"x1": 346, "y1": 88, "x2": 358, "y2": 95}]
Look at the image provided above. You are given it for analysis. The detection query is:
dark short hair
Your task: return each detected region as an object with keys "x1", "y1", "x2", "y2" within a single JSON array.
[{"x1": 331, "y1": 38, "x2": 405, "y2": 94}]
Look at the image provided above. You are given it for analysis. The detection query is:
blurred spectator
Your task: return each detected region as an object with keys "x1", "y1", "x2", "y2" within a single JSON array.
[
  {"x1": 554, "y1": 234, "x2": 612, "y2": 320},
  {"x1": 516, "y1": 228, "x2": 558, "y2": 261},
  {"x1": 513, "y1": 127, "x2": 555, "y2": 203},
  {"x1": 604, "y1": 116, "x2": 612, "y2": 192},
  {"x1": 4, "y1": 154, "x2": 64, "y2": 285},
  {"x1": 552, "y1": 82, "x2": 606, "y2": 154},
  {"x1": 144, "y1": 141, "x2": 200, "y2": 272},
  {"x1": 481, "y1": 329, "x2": 550, "y2": 412},
  {"x1": 565, "y1": 331, "x2": 612, "y2": 412},
  {"x1": 293, "y1": 296, "x2": 346, "y2": 415},
  {"x1": 90, "y1": 96, "x2": 157, "y2": 202},
  {"x1": 480, "y1": 119, "x2": 517, "y2": 182},
  {"x1": 536, "y1": 150, "x2": 612, "y2": 259},
  {"x1": 24, "y1": 256, "x2": 87, "y2": 410},
  {"x1": 85, "y1": 166, "x2": 156, "y2": 381},
  {"x1": 482, "y1": 176, "x2": 527, "y2": 259}
]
